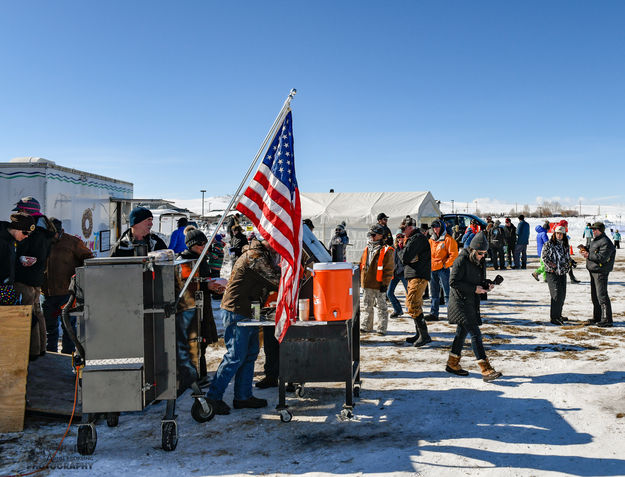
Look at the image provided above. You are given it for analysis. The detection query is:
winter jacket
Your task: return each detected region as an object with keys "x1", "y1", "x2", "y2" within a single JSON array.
[
  {"x1": 220, "y1": 239, "x2": 281, "y2": 319},
  {"x1": 516, "y1": 220, "x2": 530, "y2": 245},
  {"x1": 583, "y1": 227, "x2": 593, "y2": 239},
  {"x1": 503, "y1": 224, "x2": 517, "y2": 247},
  {"x1": 15, "y1": 215, "x2": 56, "y2": 287},
  {"x1": 586, "y1": 232, "x2": 616, "y2": 274},
  {"x1": 392, "y1": 247, "x2": 405, "y2": 278},
  {"x1": 168, "y1": 226, "x2": 188, "y2": 253},
  {"x1": 0, "y1": 222, "x2": 18, "y2": 284},
  {"x1": 175, "y1": 248, "x2": 212, "y2": 312},
  {"x1": 359, "y1": 243, "x2": 394, "y2": 289},
  {"x1": 229, "y1": 231, "x2": 249, "y2": 259},
  {"x1": 329, "y1": 231, "x2": 349, "y2": 262},
  {"x1": 541, "y1": 239, "x2": 571, "y2": 275},
  {"x1": 448, "y1": 248, "x2": 484, "y2": 328},
  {"x1": 614, "y1": 232, "x2": 621, "y2": 242},
  {"x1": 399, "y1": 228, "x2": 431, "y2": 280},
  {"x1": 110, "y1": 228, "x2": 167, "y2": 257},
  {"x1": 42, "y1": 232, "x2": 93, "y2": 296},
  {"x1": 452, "y1": 226, "x2": 464, "y2": 247},
  {"x1": 461, "y1": 224, "x2": 480, "y2": 248},
  {"x1": 535, "y1": 225, "x2": 549, "y2": 258},
  {"x1": 208, "y1": 240, "x2": 225, "y2": 277},
  {"x1": 488, "y1": 226, "x2": 505, "y2": 249},
  {"x1": 380, "y1": 224, "x2": 394, "y2": 247},
  {"x1": 429, "y1": 231, "x2": 458, "y2": 272}
]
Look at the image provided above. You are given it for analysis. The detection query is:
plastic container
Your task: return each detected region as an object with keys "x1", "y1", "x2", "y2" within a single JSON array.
[
  {"x1": 298, "y1": 299, "x2": 310, "y2": 321},
  {"x1": 312, "y1": 262, "x2": 354, "y2": 321}
]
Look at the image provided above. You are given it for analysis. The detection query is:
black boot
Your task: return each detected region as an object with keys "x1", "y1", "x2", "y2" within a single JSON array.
[
  {"x1": 597, "y1": 303, "x2": 613, "y2": 328},
  {"x1": 413, "y1": 315, "x2": 432, "y2": 347},
  {"x1": 569, "y1": 270, "x2": 580, "y2": 284},
  {"x1": 405, "y1": 318, "x2": 420, "y2": 344}
]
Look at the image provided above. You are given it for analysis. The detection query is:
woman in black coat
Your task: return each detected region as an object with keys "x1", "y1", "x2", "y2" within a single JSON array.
[{"x1": 445, "y1": 232, "x2": 502, "y2": 382}]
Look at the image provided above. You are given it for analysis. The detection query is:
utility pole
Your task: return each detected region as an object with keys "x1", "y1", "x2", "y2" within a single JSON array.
[
  {"x1": 579, "y1": 200, "x2": 582, "y2": 216},
  {"x1": 200, "y1": 190, "x2": 206, "y2": 217},
  {"x1": 475, "y1": 200, "x2": 478, "y2": 214},
  {"x1": 451, "y1": 199, "x2": 455, "y2": 214}
]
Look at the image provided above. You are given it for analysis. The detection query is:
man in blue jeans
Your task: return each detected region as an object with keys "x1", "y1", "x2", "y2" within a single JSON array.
[
  {"x1": 514, "y1": 214, "x2": 530, "y2": 269},
  {"x1": 205, "y1": 238, "x2": 281, "y2": 415},
  {"x1": 425, "y1": 220, "x2": 458, "y2": 321}
]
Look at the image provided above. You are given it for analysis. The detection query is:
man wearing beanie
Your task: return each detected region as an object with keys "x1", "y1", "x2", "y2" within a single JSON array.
[
  {"x1": 13, "y1": 197, "x2": 57, "y2": 359},
  {"x1": 376, "y1": 213, "x2": 394, "y2": 246},
  {"x1": 359, "y1": 223, "x2": 394, "y2": 335},
  {"x1": 579, "y1": 222, "x2": 616, "y2": 327},
  {"x1": 168, "y1": 216, "x2": 189, "y2": 253},
  {"x1": 110, "y1": 206, "x2": 166, "y2": 257},
  {"x1": 426, "y1": 219, "x2": 458, "y2": 321},
  {"x1": 399, "y1": 218, "x2": 432, "y2": 347},
  {"x1": 1, "y1": 213, "x2": 36, "y2": 305},
  {"x1": 174, "y1": 229, "x2": 224, "y2": 392}
]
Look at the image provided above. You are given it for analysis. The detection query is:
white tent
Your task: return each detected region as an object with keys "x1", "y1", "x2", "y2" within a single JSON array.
[{"x1": 300, "y1": 191, "x2": 441, "y2": 263}]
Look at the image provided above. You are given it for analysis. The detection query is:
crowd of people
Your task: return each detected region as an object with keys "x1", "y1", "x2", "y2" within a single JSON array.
[{"x1": 2, "y1": 197, "x2": 619, "y2": 415}]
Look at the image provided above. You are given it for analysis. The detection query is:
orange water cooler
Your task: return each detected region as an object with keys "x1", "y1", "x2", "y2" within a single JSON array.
[{"x1": 312, "y1": 262, "x2": 354, "y2": 321}]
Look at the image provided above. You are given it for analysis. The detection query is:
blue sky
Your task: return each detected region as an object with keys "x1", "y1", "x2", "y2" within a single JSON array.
[{"x1": 1, "y1": 1, "x2": 624, "y2": 206}]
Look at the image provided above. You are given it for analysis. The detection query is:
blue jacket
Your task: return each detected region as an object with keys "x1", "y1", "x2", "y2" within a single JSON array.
[
  {"x1": 168, "y1": 226, "x2": 187, "y2": 253},
  {"x1": 461, "y1": 228, "x2": 475, "y2": 248},
  {"x1": 516, "y1": 220, "x2": 530, "y2": 245},
  {"x1": 535, "y1": 225, "x2": 549, "y2": 257}
]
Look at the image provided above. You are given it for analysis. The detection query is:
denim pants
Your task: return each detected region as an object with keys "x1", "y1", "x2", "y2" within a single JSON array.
[
  {"x1": 429, "y1": 268, "x2": 450, "y2": 318},
  {"x1": 450, "y1": 323, "x2": 486, "y2": 360},
  {"x1": 387, "y1": 276, "x2": 408, "y2": 315},
  {"x1": 176, "y1": 308, "x2": 199, "y2": 387},
  {"x1": 206, "y1": 310, "x2": 259, "y2": 401},
  {"x1": 513, "y1": 244, "x2": 527, "y2": 268},
  {"x1": 43, "y1": 294, "x2": 74, "y2": 353}
]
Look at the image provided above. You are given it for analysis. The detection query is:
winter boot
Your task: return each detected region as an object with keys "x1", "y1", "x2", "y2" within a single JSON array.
[
  {"x1": 413, "y1": 316, "x2": 432, "y2": 348},
  {"x1": 478, "y1": 359, "x2": 502, "y2": 382},
  {"x1": 405, "y1": 318, "x2": 420, "y2": 344},
  {"x1": 424, "y1": 313, "x2": 439, "y2": 322},
  {"x1": 597, "y1": 303, "x2": 613, "y2": 328},
  {"x1": 550, "y1": 317, "x2": 564, "y2": 326},
  {"x1": 445, "y1": 353, "x2": 469, "y2": 376},
  {"x1": 569, "y1": 270, "x2": 580, "y2": 284},
  {"x1": 531, "y1": 272, "x2": 539, "y2": 281}
]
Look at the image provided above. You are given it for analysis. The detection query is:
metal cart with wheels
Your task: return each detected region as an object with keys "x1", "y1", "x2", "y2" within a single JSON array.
[{"x1": 70, "y1": 255, "x2": 214, "y2": 455}]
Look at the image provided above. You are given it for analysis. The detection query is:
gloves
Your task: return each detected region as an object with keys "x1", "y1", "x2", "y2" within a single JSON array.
[{"x1": 379, "y1": 285, "x2": 387, "y2": 293}]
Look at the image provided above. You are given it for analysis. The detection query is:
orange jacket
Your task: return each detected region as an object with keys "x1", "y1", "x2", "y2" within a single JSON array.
[
  {"x1": 429, "y1": 233, "x2": 458, "y2": 271},
  {"x1": 359, "y1": 245, "x2": 394, "y2": 289}
]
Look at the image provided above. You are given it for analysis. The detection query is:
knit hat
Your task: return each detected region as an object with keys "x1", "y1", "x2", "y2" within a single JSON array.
[
  {"x1": 129, "y1": 207, "x2": 153, "y2": 226},
  {"x1": 377, "y1": 212, "x2": 388, "y2": 221},
  {"x1": 505, "y1": 217, "x2": 511, "y2": 224},
  {"x1": 214, "y1": 234, "x2": 223, "y2": 242},
  {"x1": 431, "y1": 220, "x2": 442, "y2": 229},
  {"x1": 8, "y1": 212, "x2": 36, "y2": 232},
  {"x1": 469, "y1": 231, "x2": 489, "y2": 251},
  {"x1": 185, "y1": 229, "x2": 207, "y2": 248},
  {"x1": 554, "y1": 226, "x2": 566, "y2": 234},
  {"x1": 12, "y1": 196, "x2": 42, "y2": 216},
  {"x1": 590, "y1": 221, "x2": 605, "y2": 232},
  {"x1": 368, "y1": 223, "x2": 385, "y2": 236},
  {"x1": 494, "y1": 220, "x2": 501, "y2": 227}
]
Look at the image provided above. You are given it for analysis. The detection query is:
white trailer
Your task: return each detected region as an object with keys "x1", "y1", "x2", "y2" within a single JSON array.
[{"x1": 0, "y1": 157, "x2": 134, "y2": 256}]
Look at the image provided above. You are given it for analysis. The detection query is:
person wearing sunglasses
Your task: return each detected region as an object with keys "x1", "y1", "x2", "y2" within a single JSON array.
[{"x1": 446, "y1": 231, "x2": 502, "y2": 382}]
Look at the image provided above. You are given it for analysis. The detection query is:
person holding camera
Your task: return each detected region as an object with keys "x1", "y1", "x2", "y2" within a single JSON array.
[
  {"x1": 579, "y1": 221, "x2": 616, "y2": 327},
  {"x1": 359, "y1": 224, "x2": 394, "y2": 335},
  {"x1": 541, "y1": 226, "x2": 571, "y2": 325},
  {"x1": 445, "y1": 232, "x2": 502, "y2": 382}
]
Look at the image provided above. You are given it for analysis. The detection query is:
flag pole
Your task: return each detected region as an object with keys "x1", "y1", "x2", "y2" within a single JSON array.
[{"x1": 174, "y1": 89, "x2": 297, "y2": 308}]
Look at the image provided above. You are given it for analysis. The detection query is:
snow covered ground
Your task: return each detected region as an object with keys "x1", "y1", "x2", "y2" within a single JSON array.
[{"x1": 2, "y1": 236, "x2": 625, "y2": 477}]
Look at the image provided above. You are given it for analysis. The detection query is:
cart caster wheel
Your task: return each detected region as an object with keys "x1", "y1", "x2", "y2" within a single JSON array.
[
  {"x1": 191, "y1": 398, "x2": 215, "y2": 423},
  {"x1": 354, "y1": 386, "x2": 360, "y2": 398},
  {"x1": 106, "y1": 412, "x2": 119, "y2": 427},
  {"x1": 161, "y1": 421, "x2": 178, "y2": 451},
  {"x1": 279, "y1": 409, "x2": 293, "y2": 423},
  {"x1": 340, "y1": 408, "x2": 353, "y2": 420},
  {"x1": 295, "y1": 385, "x2": 305, "y2": 398},
  {"x1": 77, "y1": 424, "x2": 97, "y2": 455}
]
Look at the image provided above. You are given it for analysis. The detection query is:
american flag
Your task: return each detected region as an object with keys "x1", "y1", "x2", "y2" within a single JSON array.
[{"x1": 236, "y1": 111, "x2": 302, "y2": 342}]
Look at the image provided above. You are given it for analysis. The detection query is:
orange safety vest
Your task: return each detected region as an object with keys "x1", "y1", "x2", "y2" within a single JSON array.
[{"x1": 360, "y1": 245, "x2": 393, "y2": 282}]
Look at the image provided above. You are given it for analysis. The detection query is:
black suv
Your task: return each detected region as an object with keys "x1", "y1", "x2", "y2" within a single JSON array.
[{"x1": 441, "y1": 214, "x2": 487, "y2": 236}]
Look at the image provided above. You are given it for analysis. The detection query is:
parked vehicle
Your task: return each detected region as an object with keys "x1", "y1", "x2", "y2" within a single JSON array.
[
  {"x1": 0, "y1": 157, "x2": 133, "y2": 256},
  {"x1": 441, "y1": 214, "x2": 487, "y2": 235}
]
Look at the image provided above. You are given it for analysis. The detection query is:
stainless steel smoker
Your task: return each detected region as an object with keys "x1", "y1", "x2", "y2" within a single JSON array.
[{"x1": 68, "y1": 254, "x2": 214, "y2": 455}]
